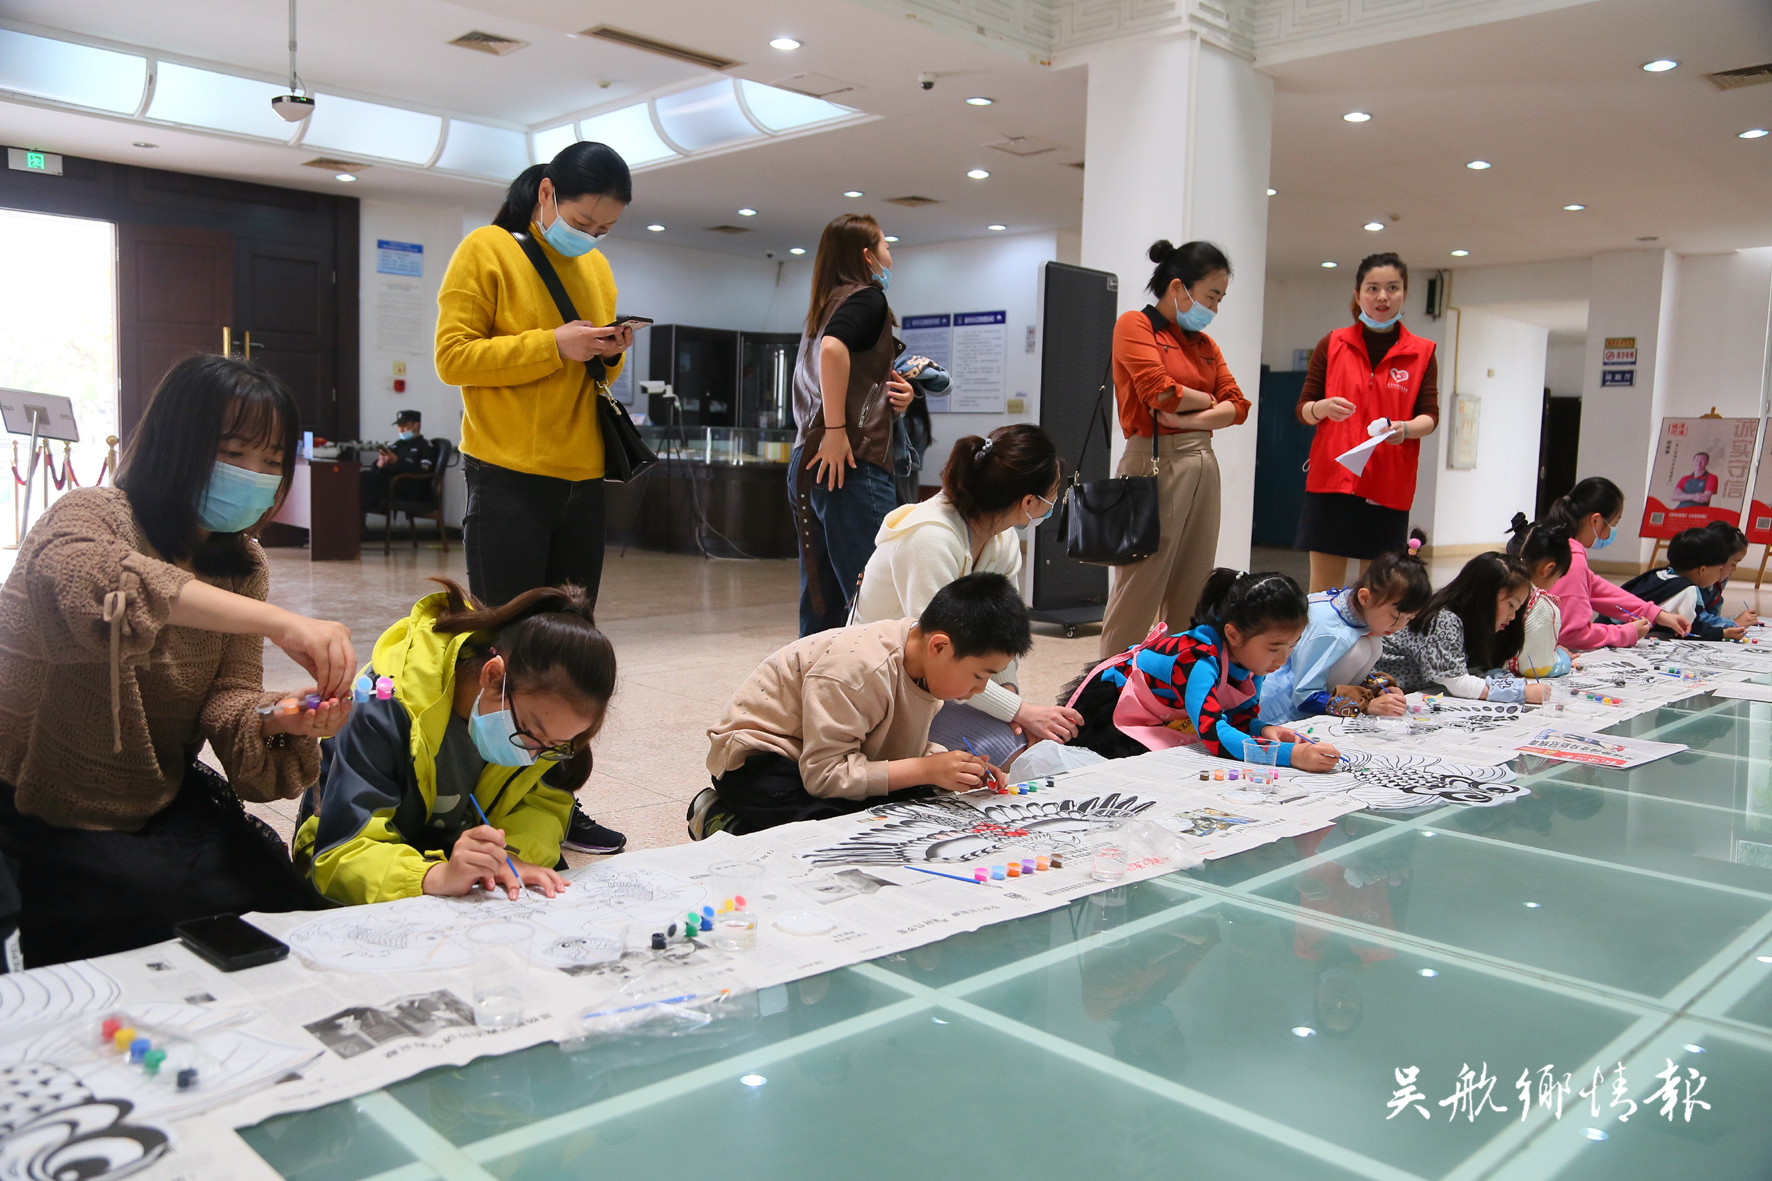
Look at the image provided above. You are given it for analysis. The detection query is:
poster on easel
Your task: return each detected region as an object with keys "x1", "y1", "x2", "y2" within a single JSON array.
[
  {"x1": 1743, "y1": 420, "x2": 1772, "y2": 544},
  {"x1": 1639, "y1": 416, "x2": 1759, "y2": 538}
]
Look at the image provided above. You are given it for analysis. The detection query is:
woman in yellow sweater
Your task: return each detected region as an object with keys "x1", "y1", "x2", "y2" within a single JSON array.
[{"x1": 436, "y1": 141, "x2": 633, "y2": 854}]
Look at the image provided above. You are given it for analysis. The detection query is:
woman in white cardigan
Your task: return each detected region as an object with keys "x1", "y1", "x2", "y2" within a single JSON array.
[{"x1": 852, "y1": 424, "x2": 1082, "y2": 745}]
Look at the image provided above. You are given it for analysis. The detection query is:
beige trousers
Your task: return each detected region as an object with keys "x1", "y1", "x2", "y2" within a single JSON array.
[{"x1": 1098, "y1": 433, "x2": 1222, "y2": 658}]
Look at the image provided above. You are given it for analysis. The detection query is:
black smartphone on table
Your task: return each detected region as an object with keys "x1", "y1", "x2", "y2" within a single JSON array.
[{"x1": 173, "y1": 914, "x2": 290, "y2": 972}]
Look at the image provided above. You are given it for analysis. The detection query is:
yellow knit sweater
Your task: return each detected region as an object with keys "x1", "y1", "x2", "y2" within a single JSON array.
[{"x1": 434, "y1": 225, "x2": 626, "y2": 481}]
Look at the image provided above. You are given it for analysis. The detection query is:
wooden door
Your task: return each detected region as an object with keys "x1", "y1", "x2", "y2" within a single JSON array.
[
  {"x1": 236, "y1": 237, "x2": 337, "y2": 437},
  {"x1": 116, "y1": 225, "x2": 232, "y2": 437}
]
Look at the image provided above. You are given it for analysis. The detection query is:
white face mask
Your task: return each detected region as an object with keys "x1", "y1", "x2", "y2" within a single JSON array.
[{"x1": 1026, "y1": 490, "x2": 1056, "y2": 527}]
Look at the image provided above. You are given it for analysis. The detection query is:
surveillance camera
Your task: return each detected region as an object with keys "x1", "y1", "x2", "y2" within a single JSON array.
[
  {"x1": 917, "y1": 72, "x2": 936, "y2": 91},
  {"x1": 271, "y1": 94, "x2": 315, "y2": 122}
]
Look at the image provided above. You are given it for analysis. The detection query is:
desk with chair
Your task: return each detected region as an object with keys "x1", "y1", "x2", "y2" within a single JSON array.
[{"x1": 379, "y1": 437, "x2": 459, "y2": 554}]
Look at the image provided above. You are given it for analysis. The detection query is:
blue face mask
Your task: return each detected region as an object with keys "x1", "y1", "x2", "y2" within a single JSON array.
[
  {"x1": 1171, "y1": 288, "x2": 1215, "y2": 332},
  {"x1": 198, "y1": 461, "x2": 282, "y2": 533},
  {"x1": 1358, "y1": 309, "x2": 1402, "y2": 331},
  {"x1": 397, "y1": 430, "x2": 415, "y2": 441},
  {"x1": 538, "y1": 190, "x2": 601, "y2": 257},
  {"x1": 873, "y1": 265, "x2": 892, "y2": 292},
  {"x1": 1026, "y1": 490, "x2": 1057, "y2": 527},
  {"x1": 1590, "y1": 524, "x2": 1615, "y2": 551},
  {"x1": 469, "y1": 679, "x2": 536, "y2": 767}
]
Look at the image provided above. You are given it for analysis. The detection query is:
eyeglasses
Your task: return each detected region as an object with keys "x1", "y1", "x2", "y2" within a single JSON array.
[{"x1": 505, "y1": 685, "x2": 579, "y2": 762}]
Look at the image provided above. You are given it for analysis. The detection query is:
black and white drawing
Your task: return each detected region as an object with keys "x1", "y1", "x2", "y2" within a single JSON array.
[
  {"x1": 303, "y1": 990, "x2": 476, "y2": 1058},
  {"x1": 1295, "y1": 751, "x2": 1526, "y2": 810},
  {"x1": 0, "y1": 1065, "x2": 169, "y2": 1181},
  {"x1": 804, "y1": 793, "x2": 1155, "y2": 867}
]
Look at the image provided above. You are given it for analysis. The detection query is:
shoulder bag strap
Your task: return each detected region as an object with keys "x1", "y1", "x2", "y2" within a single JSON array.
[
  {"x1": 508, "y1": 230, "x2": 606, "y2": 382},
  {"x1": 1070, "y1": 352, "x2": 1117, "y2": 481}
]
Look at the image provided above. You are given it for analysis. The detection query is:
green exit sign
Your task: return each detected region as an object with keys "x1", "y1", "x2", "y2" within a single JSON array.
[{"x1": 6, "y1": 147, "x2": 64, "y2": 176}]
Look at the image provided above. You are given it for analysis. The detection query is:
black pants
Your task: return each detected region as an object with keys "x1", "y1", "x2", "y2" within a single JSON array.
[
  {"x1": 464, "y1": 456, "x2": 607, "y2": 607},
  {"x1": 712, "y1": 752, "x2": 935, "y2": 835},
  {"x1": 0, "y1": 763, "x2": 323, "y2": 967}
]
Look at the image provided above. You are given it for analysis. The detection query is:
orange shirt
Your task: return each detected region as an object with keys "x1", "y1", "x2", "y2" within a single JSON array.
[{"x1": 1111, "y1": 307, "x2": 1250, "y2": 438}]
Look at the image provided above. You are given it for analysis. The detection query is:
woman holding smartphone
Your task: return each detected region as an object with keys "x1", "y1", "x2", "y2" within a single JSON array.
[{"x1": 435, "y1": 140, "x2": 634, "y2": 855}]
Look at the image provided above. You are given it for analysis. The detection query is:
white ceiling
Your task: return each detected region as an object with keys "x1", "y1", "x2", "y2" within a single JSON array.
[
  {"x1": 1263, "y1": 0, "x2": 1772, "y2": 278},
  {"x1": 0, "y1": 0, "x2": 1767, "y2": 271},
  {"x1": 0, "y1": 0, "x2": 1087, "y2": 256}
]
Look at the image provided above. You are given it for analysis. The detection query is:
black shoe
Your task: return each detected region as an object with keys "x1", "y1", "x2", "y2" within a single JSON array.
[
  {"x1": 686, "y1": 787, "x2": 728, "y2": 841},
  {"x1": 562, "y1": 804, "x2": 626, "y2": 854}
]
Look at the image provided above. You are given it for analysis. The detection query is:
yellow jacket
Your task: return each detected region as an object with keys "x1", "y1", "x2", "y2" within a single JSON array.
[
  {"x1": 435, "y1": 225, "x2": 625, "y2": 481},
  {"x1": 294, "y1": 591, "x2": 573, "y2": 904}
]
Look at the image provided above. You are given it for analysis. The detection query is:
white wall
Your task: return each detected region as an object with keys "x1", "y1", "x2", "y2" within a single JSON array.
[
  {"x1": 1428, "y1": 311, "x2": 1548, "y2": 547},
  {"x1": 1545, "y1": 339, "x2": 1584, "y2": 396},
  {"x1": 1661, "y1": 248, "x2": 1772, "y2": 419},
  {"x1": 1261, "y1": 271, "x2": 1351, "y2": 371}
]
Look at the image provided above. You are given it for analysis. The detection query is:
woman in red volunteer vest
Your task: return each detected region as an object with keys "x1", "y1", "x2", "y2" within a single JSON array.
[{"x1": 1295, "y1": 252, "x2": 1439, "y2": 592}]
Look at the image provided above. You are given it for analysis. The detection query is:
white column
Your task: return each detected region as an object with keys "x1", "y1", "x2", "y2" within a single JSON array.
[
  {"x1": 1577, "y1": 250, "x2": 1678, "y2": 567},
  {"x1": 1077, "y1": 31, "x2": 1273, "y2": 568}
]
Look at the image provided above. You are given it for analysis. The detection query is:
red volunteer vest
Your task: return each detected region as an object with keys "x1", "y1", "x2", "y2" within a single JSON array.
[{"x1": 1305, "y1": 322, "x2": 1434, "y2": 511}]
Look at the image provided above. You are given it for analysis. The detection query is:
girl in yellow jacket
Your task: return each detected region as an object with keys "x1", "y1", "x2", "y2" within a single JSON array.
[{"x1": 296, "y1": 580, "x2": 615, "y2": 904}]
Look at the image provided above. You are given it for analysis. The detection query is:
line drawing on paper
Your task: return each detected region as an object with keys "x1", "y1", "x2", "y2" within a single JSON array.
[{"x1": 802, "y1": 793, "x2": 1154, "y2": 867}]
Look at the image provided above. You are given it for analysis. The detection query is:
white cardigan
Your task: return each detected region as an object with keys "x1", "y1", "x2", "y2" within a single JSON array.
[{"x1": 850, "y1": 493, "x2": 1023, "y2": 722}]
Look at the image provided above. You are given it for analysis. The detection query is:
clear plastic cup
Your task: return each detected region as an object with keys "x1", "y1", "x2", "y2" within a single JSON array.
[
  {"x1": 1549, "y1": 679, "x2": 1572, "y2": 715},
  {"x1": 712, "y1": 910, "x2": 758, "y2": 952},
  {"x1": 1091, "y1": 825, "x2": 1129, "y2": 882},
  {"x1": 467, "y1": 921, "x2": 532, "y2": 1029},
  {"x1": 707, "y1": 860, "x2": 766, "y2": 911},
  {"x1": 1241, "y1": 737, "x2": 1281, "y2": 786}
]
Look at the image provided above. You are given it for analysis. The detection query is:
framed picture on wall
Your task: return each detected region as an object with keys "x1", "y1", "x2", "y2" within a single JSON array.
[{"x1": 1447, "y1": 391, "x2": 1480, "y2": 470}]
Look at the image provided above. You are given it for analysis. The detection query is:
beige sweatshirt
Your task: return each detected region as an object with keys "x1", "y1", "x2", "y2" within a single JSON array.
[
  {"x1": 0, "y1": 488, "x2": 319, "y2": 830},
  {"x1": 706, "y1": 618, "x2": 944, "y2": 799}
]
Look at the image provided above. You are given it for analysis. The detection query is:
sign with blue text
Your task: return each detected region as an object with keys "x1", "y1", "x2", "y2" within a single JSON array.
[
  {"x1": 376, "y1": 240, "x2": 424, "y2": 277},
  {"x1": 1601, "y1": 369, "x2": 1635, "y2": 387}
]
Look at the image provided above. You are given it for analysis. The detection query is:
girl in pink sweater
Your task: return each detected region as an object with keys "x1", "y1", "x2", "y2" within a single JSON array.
[{"x1": 1542, "y1": 477, "x2": 1691, "y2": 651}]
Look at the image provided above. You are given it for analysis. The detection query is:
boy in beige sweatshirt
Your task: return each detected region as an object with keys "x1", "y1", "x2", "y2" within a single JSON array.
[{"x1": 698, "y1": 573, "x2": 1032, "y2": 835}]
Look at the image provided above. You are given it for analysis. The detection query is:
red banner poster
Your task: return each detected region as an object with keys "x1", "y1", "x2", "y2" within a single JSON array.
[{"x1": 1640, "y1": 417, "x2": 1759, "y2": 540}]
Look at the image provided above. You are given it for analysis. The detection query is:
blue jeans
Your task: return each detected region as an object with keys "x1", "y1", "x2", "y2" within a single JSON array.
[{"x1": 787, "y1": 446, "x2": 897, "y2": 636}]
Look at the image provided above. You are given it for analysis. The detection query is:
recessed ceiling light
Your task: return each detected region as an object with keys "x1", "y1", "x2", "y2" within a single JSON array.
[
  {"x1": 334, "y1": 173, "x2": 357, "y2": 182},
  {"x1": 967, "y1": 168, "x2": 990, "y2": 180},
  {"x1": 1450, "y1": 249, "x2": 1469, "y2": 257},
  {"x1": 737, "y1": 207, "x2": 757, "y2": 216},
  {"x1": 132, "y1": 141, "x2": 157, "y2": 149},
  {"x1": 1343, "y1": 111, "x2": 1372, "y2": 123},
  {"x1": 1563, "y1": 203, "x2": 1586, "y2": 211},
  {"x1": 1266, "y1": 187, "x2": 1277, "y2": 196},
  {"x1": 646, "y1": 224, "x2": 665, "y2": 232},
  {"x1": 789, "y1": 247, "x2": 806, "y2": 255},
  {"x1": 1320, "y1": 261, "x2": 1338, "y2": 268},
  {"x1": 1466, "y1": 159, "x2": 1491, "y2": 170},
  {"x1": 1291, "y1": 1026, "x2": 1317, "y2": 1038},
  {"x1": 965, "y1": 96, "x2": 993, "y2": 106},
  {"x1": 1363, "y1": 221, "x2": 1385, "y2": 231},
  {"x1": 1417, "y1": 968, "x2": 1439, "y2": 977},
  {"x1": 843, "y1": 190, "x2": 863, "y2": 198},
  {"x1": 739, "y1": 1073, "x2": 767, "y2": 1087},
  {"x1": 987, "y1": 224, "x2": 1007, "y2": 231},
  {"x1": 1642, "y1": 59, "x2": 1678, "y2": 72},
  {"x1": 1741, "y1": 129, "x2": 1770, "y2": 139},
  {"x1": 769, "y1": 37, "x2": 801, "y2": 51},
  {"x1": 883, "y1": 235, "x2": 899, "y2": 243}
]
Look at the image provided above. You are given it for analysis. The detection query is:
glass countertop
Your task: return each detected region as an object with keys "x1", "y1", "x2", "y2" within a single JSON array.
[{"x1": 240, "y1": 690, "x2": 1772, "y2": 1180}]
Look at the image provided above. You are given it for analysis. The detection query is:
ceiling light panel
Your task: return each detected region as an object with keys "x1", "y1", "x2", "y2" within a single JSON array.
[
  {"x1": 577, "y1": 104, "x2": 676, "y2": 166},
  {"x1": 146, "y1": 61, "x2": 296, "y2": 141},
  {"x1": 303, "y1": 93, "x2": 443, "y2": 165},
  {"x1": 435, "y1": 120, "x2": 530, "y2": 179},
  {"x1": 530, "y1": 122, "x2": 577, "y2": 165},
  {"x1": 736, "y1": 79, "x2": 853, "y2": 133},
  {"x1": 655, "y1": 80, "x2": 762, "y2": 152},
  {"x1": 0, "y1": 27, "x2": 146, "y2": 114}
]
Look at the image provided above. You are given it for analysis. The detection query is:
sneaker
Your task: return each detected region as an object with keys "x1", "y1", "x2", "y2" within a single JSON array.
[
  {"x1": 561, "y1": 803, "x2": 625, "y2": 854},
  {"x1": 686, "y1": 787, "x2": 730, "y2": 841}
]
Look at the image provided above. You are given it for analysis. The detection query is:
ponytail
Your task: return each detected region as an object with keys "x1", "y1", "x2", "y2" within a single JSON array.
[
  {"x1": 429, "y1": 578, "x2": 616, "y2": 723},
  {"x1": 1192, "y1": 569, "x2": 1309, "y2": 636},
  {"x1": 492, "y1": 142, "x2": 633, "y2": 233},
  {"x1": 1541, "y1": 476, "x2": 1624, "y2": 538},
  {"x1": 940, "y1": 424, "x2": 1061, "y2": 519},
  {"x1": 1354, "y1": 528, "x2": 1432, "y2": 614},
  {"x1": 1505, "y1": 512, "x2": 1574, "y2": 578}
]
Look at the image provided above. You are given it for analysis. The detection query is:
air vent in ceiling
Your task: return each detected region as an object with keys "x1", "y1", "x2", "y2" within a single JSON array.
[
  {"x1": 579, "y1": 26, "x2": 738, "y2": 70},
  {"x1": 985, "y1": 135, "x2": 1058, "y2": 157},
  {"x1": 884, "y1": 195, "x2": 938, "y2": 207},
  {"x1": 704, "y1": 225, "x2": 752, "y2": 234},
  {"x1": 1704, "y1": 61, "x2": 1772, "y2": 90},
  {"x1": 302, "y1": 157, "x2": 368, "y2": 172},
  {"x1": 772, "y1": 72, "x2": 855, "y2": 99},
  {"x1": 449, "y1": 31, "x2": 529, "y2": 56}
]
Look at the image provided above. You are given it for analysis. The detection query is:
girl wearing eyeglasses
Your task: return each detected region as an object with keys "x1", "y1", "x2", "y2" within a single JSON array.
[{"x1": 297, "y1": 578, "x2": 616, "y2": 904}]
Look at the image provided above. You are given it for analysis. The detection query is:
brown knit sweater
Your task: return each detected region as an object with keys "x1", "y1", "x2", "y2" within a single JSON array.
[{"x1": 0, "y1": 488, "x2": 319, "y2": 830}]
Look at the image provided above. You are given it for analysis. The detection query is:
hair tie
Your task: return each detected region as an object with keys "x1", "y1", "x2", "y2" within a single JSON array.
[
  {"x1": 975, "y1": 436, "x2": 995, "y2": 461},
  {"x1": 1407, "y1": 537, "x2": 1423, "y2": 555}
]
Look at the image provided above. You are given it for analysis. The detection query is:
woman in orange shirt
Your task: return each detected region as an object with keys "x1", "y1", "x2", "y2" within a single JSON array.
[{"x1": 1098, "y1": 240, "x2": 1250, "y2": 658}]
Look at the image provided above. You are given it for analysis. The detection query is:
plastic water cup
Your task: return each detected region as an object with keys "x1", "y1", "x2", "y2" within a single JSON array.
[
  {"x1": 1242, "y1": 737, "x2": 1281, "y2": 788},
  {"x1": 708, "y1": 860, "x2": 766, "y2": 911},
  {"x1": 712, "y1": 910, "x2": 758, "y2": 952},
  {"x1": 1091, "y1": 825, "x2": 1129, "y2": 882},
  {"x1": 1549, "y1": 680, "x2": 1572, "y2": 715},
  {"x1": 467, "y1": 921, "x2": 532, "y2": 1029}
]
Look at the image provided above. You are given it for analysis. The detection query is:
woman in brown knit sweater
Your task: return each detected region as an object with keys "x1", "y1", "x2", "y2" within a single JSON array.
[{"x1": 0, "y1": 355, "x2": 356, "y2": 966}]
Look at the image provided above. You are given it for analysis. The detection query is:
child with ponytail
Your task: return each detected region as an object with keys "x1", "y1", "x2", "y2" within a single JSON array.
[
  {"x1": 1376, "y1": 553, "x2": 1545, "y2": 702},
  {"x1": 1541, "y1": 477, "x2": 1690, "y2": 650},
  {"x1": 1259, "y1": 532, "x2": 1431, "y2": 725},
  {"x1": 298, "y1": 579, "x2": 616, "y2": 905},
  {"x1": 1504, "y1": 513, "x2": 1576, "y2": 676},
  {"x1": 1065, "y1": 570, "x2": 1342, "y2": 771}
]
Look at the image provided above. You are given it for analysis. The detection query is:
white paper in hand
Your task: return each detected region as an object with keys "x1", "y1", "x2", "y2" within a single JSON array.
[{"x1": 1334, "y1": 432, "x2": 1386, "y2": 476}]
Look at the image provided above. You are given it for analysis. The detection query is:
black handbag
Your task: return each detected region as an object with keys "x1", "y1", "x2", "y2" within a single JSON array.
[
  {"x1": 507, "y1": 230, "x2": 657, "y2": 483},
  {"x1": 1053, "y1": 359, "x2": 1161, "y2": 565}
]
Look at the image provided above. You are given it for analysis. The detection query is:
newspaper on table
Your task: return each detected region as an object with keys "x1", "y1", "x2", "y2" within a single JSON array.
[{"x1": 1513, "y1": 728, "x2": 1687, "y2": 769}]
